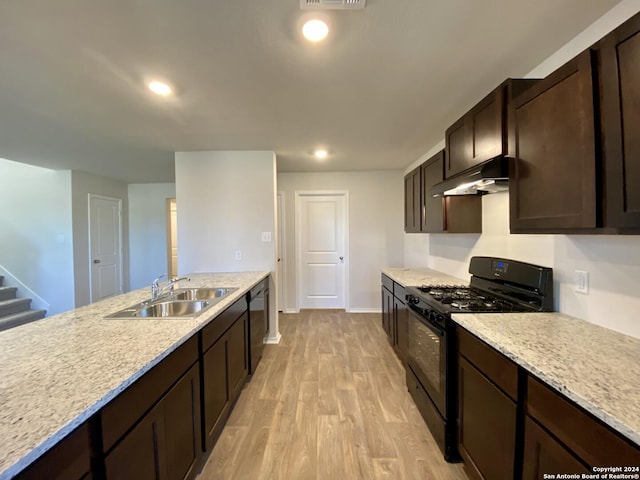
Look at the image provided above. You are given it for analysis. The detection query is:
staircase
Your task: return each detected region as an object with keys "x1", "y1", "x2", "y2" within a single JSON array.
[{"x1": 0, "y1": 275, "x2": 46, "y2": 332}]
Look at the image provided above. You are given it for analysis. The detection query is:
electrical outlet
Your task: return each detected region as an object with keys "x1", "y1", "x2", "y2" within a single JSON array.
[
  {"x1": 261, "y1": 231, "x2": 272, "y2": 242},
  {"x1": 234, "y1": 250, "x2": 242, "y2": 261},
  {"x1": 575, "y1": 270, "x2": 589, "y2": 294}
]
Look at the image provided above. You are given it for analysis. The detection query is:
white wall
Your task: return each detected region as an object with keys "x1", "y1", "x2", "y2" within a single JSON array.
[
  {"x1": 71, "y1": 170, "x2": 129, "y2": 307},
  {"x1": 128, "y1": 183, "x2": 176, "y2": 290},
  {"x1": 404, "y1": 1, "x2": 640, "y2": 339},
  {"x1": 175, "y1": 151, "x2": 279, "y2": 341},
  {"x1": 0, "y1": 158, "x2": 74, "y2": 314},
  {"x1": 277, "y1": 170, "x2": 405, "y2": 313}
]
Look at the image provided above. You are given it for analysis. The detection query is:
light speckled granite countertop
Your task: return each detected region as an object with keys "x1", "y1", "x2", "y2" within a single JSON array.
[
  {"x1": 0, "y1": 271, "x2": 268, "y2": 480},
  {"x1": 382, "y1": 267, "x2": 467, "y2": 287},
  {"x1": 452, "y1": 312, "x2": 640, "y2": 447}
]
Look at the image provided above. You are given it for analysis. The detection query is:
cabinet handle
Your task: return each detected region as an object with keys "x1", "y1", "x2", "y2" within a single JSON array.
[{"x1": 93, "y1": 259, "x2": 101, "y2": 264}]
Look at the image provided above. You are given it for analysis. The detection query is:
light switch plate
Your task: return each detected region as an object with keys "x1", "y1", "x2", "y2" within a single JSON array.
[
  {"x1": 261, "y1": 232, "x2": 272, "y2": 242},
  {"x1": 234, "y1": 250, "x2": 242, "y2": 261},
  {"x1": 575, "y1": 270, "x2": 589, "y2": 294}
]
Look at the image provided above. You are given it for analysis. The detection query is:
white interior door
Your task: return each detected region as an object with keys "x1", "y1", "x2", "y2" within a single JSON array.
[
  {"x1": 277, "y1": 192, "x2": 285, "y2": 312},
  {"x1": 296, "y1": 192, "x2": 348, "y2": 309},
  {"x1": 89, "y1": 195, "x2": 123, "y2": 303}
]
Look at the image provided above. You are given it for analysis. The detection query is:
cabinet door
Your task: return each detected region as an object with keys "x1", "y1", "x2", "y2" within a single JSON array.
[
  {"x1": 227, "y1": 312, "x2": 248, "y2": 402},
  {"x1": 394, "y1": 296, "x2": 408, "y2": 362},
  {"x1": 522, "y1": 416, "x2": 589, "y2": 479},
  {"x1": 404, "y1": 167, "x2": 422, "y2": 232},
  {"x1": 458, "y1": 356, "x2": 517, "y2": 480},
  {"x1": 509, "y1": 51, "x2": 597, "y2": 232},
  {"x1": 105, "y1": 402, "x2": 166, "y2": 480},
  {"x1": 600, "y1": 12, "x2": 640, "y2": 228},
  {"x1": 164, "y1": 364, "x2": 201, "y2": 480},
  {"x1": 421, "y1": 151, "x2": 445, "y2": 232},
  {"x1": 203, "y1": 337, "x2": 228, "y2": 446},
  {"x1": 468, "y1": 87, "x2": 504, "y2": 165},
  {"x1": 446, "y1": 117, "x2": 469, "y2": 177},
  {"x1": 381, "y1": 286, "x2": 393, "y2": 343}
]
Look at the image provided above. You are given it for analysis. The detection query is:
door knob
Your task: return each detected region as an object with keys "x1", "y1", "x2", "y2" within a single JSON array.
[
  {"x1": 339, "y1": 256, "x2": 344, "y2": 261},
  {"x1": 93, "y1": 259, "x2": 101, "y2": 264}
]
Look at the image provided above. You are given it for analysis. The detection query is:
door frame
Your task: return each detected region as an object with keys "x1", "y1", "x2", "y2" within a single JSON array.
[
  {"x1": 276, "y1": 191, "x2": 287, "y2": 313},
  {"x1": 294, "y1": 190, "x2": 349, "y2": 312},
  {"x1": 165, "y1": 197, "x2": 177, "y2": 279},
  {"x1": 88, "y1": 194, "x2": 124, "y2": 303}
]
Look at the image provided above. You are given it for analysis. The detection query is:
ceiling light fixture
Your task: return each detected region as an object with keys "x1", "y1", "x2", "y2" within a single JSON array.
[
  {"x1": 302, "y1": 19, "x2": 329, "y2": 42},
  {"x1": 314, "y1": 149, "x2": 328, "y2": 159},
  {"x1": 148, "y1": 81, "x2": 173, "y2": 96}
]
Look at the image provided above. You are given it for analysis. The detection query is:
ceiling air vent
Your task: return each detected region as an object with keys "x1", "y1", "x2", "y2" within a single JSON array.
[{"x1": 300, "y1": 0, "x2": 366, "y2": 10}]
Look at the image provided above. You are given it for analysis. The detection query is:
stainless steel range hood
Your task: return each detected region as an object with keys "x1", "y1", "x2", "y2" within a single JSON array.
[{"x1": 429, "y1": 156, "x2": 509, "y2": 196}]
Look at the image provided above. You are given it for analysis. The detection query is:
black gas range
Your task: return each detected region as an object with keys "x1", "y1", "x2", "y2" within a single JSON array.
[{"x1": 404, "y1": 257, "x2": 553, "y2": 462}]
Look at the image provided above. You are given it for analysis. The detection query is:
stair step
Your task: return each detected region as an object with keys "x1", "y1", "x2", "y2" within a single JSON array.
[
  {"x1": 0, "y1": 298, "x2": 31, "y2": 317},
  {"x1": 0, "y1": 309, "x2": 46, "y2": 332},
  {"x1": 0, "y1": 286, "x2": 17, "y2": 301}
]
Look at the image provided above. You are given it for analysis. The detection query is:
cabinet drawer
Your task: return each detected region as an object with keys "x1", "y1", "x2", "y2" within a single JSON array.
[
  {"x1": 17, "y1": 423, "x2": 91, "y2": 480},
  {"x1": 202, "y1": 297, "x2": 247, "y2": 351},
  {"x1": 393, "y1": 283, "x2": 406, "y2": 301},
  {"x1": 102, "y1": 336, "x2": 198, "y2": 452},
  {"x1": 457, "y1": 327, "x2": 518, "y2": 400},
  {"x1": 381, "y1": 274, "x2": 394, "y2": 293},
  {"x1": 527, "y1": 376, "x2": 640, "y2": 466}
]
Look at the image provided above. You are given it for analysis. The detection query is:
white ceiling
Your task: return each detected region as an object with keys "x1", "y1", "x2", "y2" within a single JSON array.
[{"x1": 0, "y1": 0, "x2": 621, "y2": 183}]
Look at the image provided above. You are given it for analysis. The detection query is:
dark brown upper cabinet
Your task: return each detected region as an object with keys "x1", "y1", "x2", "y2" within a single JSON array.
[
  {"x1": 599, "y1": 12, "x2": 640, "y2": 228},
  {"x1": 509, "y1": 11, "x2": 640, "y2": 233},
  {"x1": 446, "y1": 79, "x2": 538, "y2": 179},
  {"x1": 509, "y1": 51, "x2": 597, "y2": 232},
  {"x1": 421, "y1": 150, "x2": 482, "y2": 233},
  {"x1": 404, "y1": 166, "x2": 422, "y2": 233}
]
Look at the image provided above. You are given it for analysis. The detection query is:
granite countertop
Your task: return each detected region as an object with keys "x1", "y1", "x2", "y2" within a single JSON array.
[
  {"x1": 0, "y1": 271, "x2": 269, "y2": 480},
  {"x1": 382, "y1": 267, "x2": 467, "y2": 287},
  {"x1": 452, "y1": 312, "x2": 640, "y2": 447}
]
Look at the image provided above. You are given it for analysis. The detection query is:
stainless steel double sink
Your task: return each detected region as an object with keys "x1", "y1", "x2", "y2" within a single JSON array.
[{"x1": 105, "y1": 287, "x2": 238, "y2": 319}]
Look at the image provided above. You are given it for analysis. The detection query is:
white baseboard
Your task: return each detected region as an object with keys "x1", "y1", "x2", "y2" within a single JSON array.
[
  {"x1": 265, "y1": 332, "x2": 282, "y2": 344},
  {"x1": 282, "y1": 308, "x2": 299, "y2": 314},
  {"x1": 348, "y1": 308, "x2": 382, "y2": 314}
]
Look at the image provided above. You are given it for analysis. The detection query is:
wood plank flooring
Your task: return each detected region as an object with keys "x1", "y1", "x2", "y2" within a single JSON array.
[{"x1": 197, "y1": 310, "x2": 468, "y2": 480}]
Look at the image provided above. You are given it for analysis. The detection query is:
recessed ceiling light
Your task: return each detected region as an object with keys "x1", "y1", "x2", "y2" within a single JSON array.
[
  {"x1": 314, "y1": 149, "x2": 328, "y2": 159},
  {"x1": 148, "y1": 81, "x2": 173, "y2": 96},
  {"x1": 302, "y1": 19, "x2": 329, "y2": 42}
]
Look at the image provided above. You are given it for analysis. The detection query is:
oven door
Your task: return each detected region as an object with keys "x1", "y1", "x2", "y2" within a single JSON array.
[{"x1": 406, "y1": 306, "x2": 447, "y2": 418}]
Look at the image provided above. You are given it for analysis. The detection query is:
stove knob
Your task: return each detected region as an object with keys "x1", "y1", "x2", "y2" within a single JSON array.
[{"x1": 408, "y1": 295, "x2": 420, "y2": 305}]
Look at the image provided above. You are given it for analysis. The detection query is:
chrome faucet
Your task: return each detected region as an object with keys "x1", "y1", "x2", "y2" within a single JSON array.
[
  {"x1": 151, "y1": 274, "x2": 190, "y2": 302},
  {"x1": 151, "y1": 273, "x2": 166, "y2": 301}
]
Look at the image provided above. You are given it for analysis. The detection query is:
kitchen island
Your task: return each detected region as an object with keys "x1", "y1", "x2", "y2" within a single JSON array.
[{"x1": 0, "y1": 271, "x2": 269, "y2": 480}]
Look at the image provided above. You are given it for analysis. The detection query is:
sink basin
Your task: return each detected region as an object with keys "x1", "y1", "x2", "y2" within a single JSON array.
[
  {"x1": 172, "y1": 287, "x2": 237, "y2": 301},
  {"x1": 136, "y1": 300, "x2": 210, "y2": 317},
  {"x1": 105, "y1": 286, "x2": 238, "y2": 319}
]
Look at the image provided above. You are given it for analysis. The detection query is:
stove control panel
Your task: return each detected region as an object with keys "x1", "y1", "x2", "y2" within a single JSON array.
[{"x1": 491, "y1": 259, "x2": 509, "y2": 276}]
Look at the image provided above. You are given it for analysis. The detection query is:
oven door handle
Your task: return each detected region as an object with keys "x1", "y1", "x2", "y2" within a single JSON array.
[{"x1": 408, "y1": 307, "x2": 445, "y2": 337}]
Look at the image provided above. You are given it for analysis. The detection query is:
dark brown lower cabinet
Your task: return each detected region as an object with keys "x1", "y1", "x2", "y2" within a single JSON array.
[
  {"x1": 16, "y1": 423, "x2": 91, "y2": 480},
  {"x1": 105, "y1": 401, "x2": 165, "y2": 480},
  {"x1": 522, "y1": 416, "x2": 589, "y2": 479},
  {"x1": 105, "y1": 363, "x2": 201, "y2": 480},
  {"x1": 203, "y1": 310, "x2": 249, "y2": 451},
  {"x1": 394, "y1": 295, "x2": 408, "y2": 362},
  {"x1": 381, "y1": 285, "x2": 394, "y2": 343},
  {"x1": 458, "y1": 356, "x2": 517, "y2": 480}
]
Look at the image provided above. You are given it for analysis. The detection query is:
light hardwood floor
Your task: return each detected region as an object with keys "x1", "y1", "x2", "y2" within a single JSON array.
[{"x1": 197, "y1": 310, "x2": 468, "y2": 480}]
